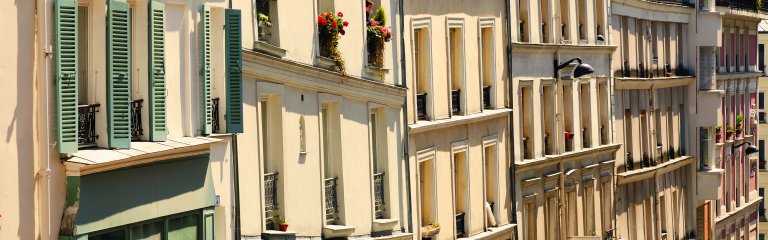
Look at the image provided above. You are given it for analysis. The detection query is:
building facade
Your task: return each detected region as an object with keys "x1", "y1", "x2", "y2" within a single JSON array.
[
  {"x1": 402, "y1": 1, "x2": 514, "y2": 239},
  {"x1": 510, "y1": 0, "x2": 618, "y2": 238},
  {"x1": 609, "y1": 0, "x2": 697, "y2": 240},
  {"x1": 234, "y1": 0, "x2": 410, "y2": 239},
  {"x1": 758, "y1": 19, "x2": 768, "y2": 240}
]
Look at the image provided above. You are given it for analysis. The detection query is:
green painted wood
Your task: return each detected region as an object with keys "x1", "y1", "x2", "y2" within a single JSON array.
[
  {"x1": 225, "y1": 9, "x2": 243, "y2": 134},
  {"x1": 54, "y1": 0, "x2": 79, "y2": 153},
  {"x1": 74, "y1": 154, "x2": 215, "y2": 235},
  {"x1": 148, "y1": 0, "x2": 167, "y2": 141},
  {"x1": 198, "y1": 5, "x2": 212, "y2": 135},
  {"x1": 59, "y1": 176, "x2": 81, "y2": 236},
  {"x1": 107, "y1": 0, "x2": 131, "y2": 148},
  {"x1": 203, "y1": 210, "x2": 214, "y2": 240}
]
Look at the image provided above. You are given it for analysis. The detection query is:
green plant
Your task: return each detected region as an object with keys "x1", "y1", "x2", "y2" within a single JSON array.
[
  {"x1": 431, "y1": 222, "x2": 440, "y2": 228},
  {"x1": 258, "y1": 13, "x2": 272, "y2": 27},
  {"x1": 727, "y1": 125, "x2": 735, "y2": 133},
  {"x1": 716, "y1": 126, "x2": 722, "y2": 132},
  {"x1": 318, "y1": 12, "x2": 348, "y2": 75},
  {"x1": 278, "y1": 216, "x2": 286, "y2": 224},
  {"x1": 736, "y1": 114, "x2": 744, "y2": 125},
  {"x1": 372, "y1": 7, "x2": 387, "y2": 26},
  {"x1": 366, "y1": 7, "x2": 392, "y2": 68}
]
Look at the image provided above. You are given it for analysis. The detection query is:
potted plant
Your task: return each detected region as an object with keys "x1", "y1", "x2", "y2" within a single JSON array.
[
  {"x1": 736, "y1": 114, "x2": 744, "y2": 128},
  {"x1": 421, "y1": 223, "x2": 441, "y2": 238},
  {"x1": 257, "y1": 13, "x2": 272, "y2": 41},
  {"x1": 278, "y1": 217, "x2": 288, "y2": 231},
  {"x1": 366, "y1": 7, "x2": 392, "y2": 67},
  {"x1": 726, "y1": 125, "x2": 735, "y2": 139},
  {"x1": 317, "y1": 11, "x2": 348, "y2": 74},
  {"x1": 715, "y1": 126, "x2": 722, "y2": 142}
]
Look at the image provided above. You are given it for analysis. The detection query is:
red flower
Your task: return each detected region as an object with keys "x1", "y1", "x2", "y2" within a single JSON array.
[
  {"x1": 331, "y1": 20, "x2": 338, "y2": 28},
  {"x1": 340, "y1": 29, "x2": 346, "y2": 35},
  {"x1": 370, "y1": 20, "x2": 379, "y2": 26},
  {"x1": 318, "y1": 16, "x2": 324, "y2": 23},
  {"x1": 381, "y1": 27, "x2": 388, "y2": 35},
  {"x1": 337, "y1": 12, "x2": 344, "y2": 17},
  {"x1": 319, "y1": 17, "x2": 328, "y2": 26},
  {"x1": 343, "y1": 21, "x2": 349, "y2": 27}
]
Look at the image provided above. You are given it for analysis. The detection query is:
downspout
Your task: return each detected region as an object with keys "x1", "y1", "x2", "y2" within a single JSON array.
[
  {"x1": 398, "y1": 0, "x2": 412, "y2": 234},
  {"x1": 504, "y1": 0, "x2": 517, "y2": 238},
  {"x1": 232, "y1": 135, "x2": 242, "y2": 240},
  {"x1": 36, "y1": 0, "x2": 53, "y2": 239}
]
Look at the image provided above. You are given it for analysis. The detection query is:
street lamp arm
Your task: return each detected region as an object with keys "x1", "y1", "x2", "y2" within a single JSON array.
[
  {"x1": 556, "y1": 57, "x2": 583, "y2": 70},
  {"x1": 732, "y1": 141, "x2": 752, "y2": 150}
]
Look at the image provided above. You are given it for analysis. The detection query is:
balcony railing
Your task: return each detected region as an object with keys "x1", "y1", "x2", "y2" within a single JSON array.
[
  {"x1": 522, "y1": 137, "x2": 531, "y2": 159},
  {"x1": 582, "y1": 128, "x2": 589, "y2": 148},
  {"x1": 131, "y1": 99, "x2": 143, "y2": 140},
  {"x1": 374, "y1": 172, "x2": 385, "y2": 219},
  {"x1": 264, "y1": 172, "x2": 279, "y2": 212},
  {"x1": 482, "y1": 86, "x2": 492, "y2": 109},
  {"x1": 417, "y1": 93, "x2": 428, "y2": 120},
  {"x1": 717, "y1": 0, "x2": 759, "y2": 12},
  {"x1": 78, "y1": 103, "x2": 100, "y2": 147},
  {"x1": 325, "y1": 177, "x2": 339, "y2": 224},
  {"x1": 455, "y1": 212, "x2": 466, "y2": 237},
  {"x1": 212, "y1": 97, "x2": 221, "y2": 133},
  {"x1": 451, "y1": 89, "x2": 461, "y2": 115},
  {"x1": 565, "y1": 133, "x2": 574, "y2": 152},
  {"x1": 760, "y1": 112, "x2": 767, "y2": 123},
  {"x1": 625, "y1": 152, "x2": 634, "y2": 171}
]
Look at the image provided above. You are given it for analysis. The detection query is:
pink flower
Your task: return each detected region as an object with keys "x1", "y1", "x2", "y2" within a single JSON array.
[
  {"x1": 381, "y1": 27, "x2": 388, "y2": 36},
  {"x1": 337, "y1": 12, "x2": 344, "y2": 17},
  {"x1": 370, "y1": 20, "x2": 379, "y2": 26},
  {"x1": 343, "y1": 21, "x2": 349, "y2": 27}
]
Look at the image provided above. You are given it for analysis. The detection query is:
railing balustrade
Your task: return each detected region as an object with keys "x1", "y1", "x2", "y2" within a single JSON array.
[
  {"x1": 264, "y1": 172, "x2": 279, "y2": 212},
  {"x1": 212, "y1": 97, "x2": 221, "y2": 133},
  {"x1": 417, "y1": 93, "x2": 428, "y2": 120},
  {"x1": 78, "y1": 103, "x2": 100, "y2": 147},
  {"x1": 374, "y1": 172, "x2": 385, "y2": 219},
  {"x1": 482, "y1": 86, "x2": 492, "y2": 109},
  {"x1": 325, "y1": 177, "x2": 339, "y2": 224},
  {"x1": 131, "y1": 99, "x2": 143, "y2": 140},
  {"x1": 451, "y1": 89, "x2": 461, "y2": 115}
]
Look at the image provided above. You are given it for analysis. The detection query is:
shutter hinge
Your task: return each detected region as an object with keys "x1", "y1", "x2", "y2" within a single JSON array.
[{"x1": 44, "y1": 45, "x2": 53, "y2": 58}]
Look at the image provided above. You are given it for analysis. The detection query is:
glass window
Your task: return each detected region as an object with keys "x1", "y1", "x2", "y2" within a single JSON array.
[{"x1": 168, "y1": 214, "x2": 200, "y2": 240}]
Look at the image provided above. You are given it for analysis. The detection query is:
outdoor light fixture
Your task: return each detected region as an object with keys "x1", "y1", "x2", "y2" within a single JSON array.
[
  {"x1": 732, "y1": 141, "x2": 760, "y2": 156},
  {"x1": 554, "y1": 57, "x2": 595, "y2": 80}
]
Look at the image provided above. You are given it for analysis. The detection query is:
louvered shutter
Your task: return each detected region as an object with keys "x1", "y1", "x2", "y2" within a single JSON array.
[
  {"x1": 54, "y1": 0, "x2": 79, "y2": 153},
  {"x1": 199, "y1": 5, "x2": 212, "y2": 135},
  {"x1": 148, "y1": 0, "x2": 166, "y2": 141},
  {"x1": 107, "y1": 0, "x2": 131, "y2": 148},
  {"x1": 225, "y1": 9, "x2": 243, "y2": 133}
]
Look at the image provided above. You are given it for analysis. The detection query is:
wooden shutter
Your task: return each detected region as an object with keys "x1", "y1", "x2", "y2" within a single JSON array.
[
  {"x1": 199, "y1": 5, "x2": 212, "y2": 135},
  {"x1": 107, "y1": 0, "x2": 131, "y2": 148},
  {"x1": 54, "y1": 0, "x2": 79, "y2": 153},
  {"x1": 225, "y1": 9, "x2": 243, "y2": 133},
  {"x1": 148, "y1": 0, "x2": 166, "y2": 141}
]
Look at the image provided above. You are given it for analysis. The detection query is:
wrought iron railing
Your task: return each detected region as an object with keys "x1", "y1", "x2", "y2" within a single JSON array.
[
  {"x1": 625, "y1": 152, "x2": 634, "y2": 171},
  {"x1": 417, "y1": 93, "x2": 428, "y2": 120},
  {"x1": 212, "y1": 97, "x2": 221, "y2": 133},
  {"x1": 565, "y1": 134, "x2": 574, "y2": 152},
  {"x1": 522, "y1": 137, "x2": 530, "y2": 159},
  {"x1": 455, "y1": 212, "x2": 466, "y2": 237},
  {"x1": 325, "y1": 177, "x2": 339, "y2": 223},
  {"x1": 483, "y1": 86, "x2": 492, "y2": 109},
  {"x1": 717, "y1": 0, "x2": 759, "y2": 12},
  {"x1": 78, "y1": 103, "x2": 100, "y2": 146},
  {"x1": 131, "y1": 99, "x2": 143, "y2": 140},
  {"x1": 374, "y1": 172, "x2": 385, "y2": 219},
  {"x1": 582, "y1": 128, "x2": 589, "y2": 148},
  {"x1": 648, "y1": 0, "x2": 695, "y2": 6},
  {"x1": 264, "y1": 172, "x2": 279, "y2": 212},
  {"x1": 451, "y1": 89, "x2": 461, "y2": 115},
  {"x1": 544, "y1": 133, "x2": 551, "y2": 155}
]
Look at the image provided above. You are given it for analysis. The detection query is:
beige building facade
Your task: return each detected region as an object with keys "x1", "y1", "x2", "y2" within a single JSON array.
[
  {"x1": 755, "y1": 20, "x2": 768, "y2": 240},
  {"x1": 402, "y1": 1, "x2": 514, "y2": 240},
  {"x1": 510, "y1": 0, "x2": 618, "y2": 238}
]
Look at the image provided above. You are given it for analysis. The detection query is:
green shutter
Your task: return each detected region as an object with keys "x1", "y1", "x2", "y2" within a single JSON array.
[
  {"x1": 225, "y1": 9, "x2": 243, "y2": 133},
  {"x1": 107, "y1": 0, "x2": 131, "y2": 148},
  {"x1": 54, "y1": 0, "x2": 79, "y2": 154},
  {"x1": 148, "y1": 0, "x2": 166, "y2": 141},
  {"x1": 199, "y1": 5, "x2": 212, "y2": 135}
]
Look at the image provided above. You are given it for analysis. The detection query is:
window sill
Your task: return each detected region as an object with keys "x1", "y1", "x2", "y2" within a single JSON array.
[
  {"x1": 363, "y1": 65, "x2": 391, "y2": 82},
  {"x1": 254, "y1": 41, "x2": 287, "y2": 58},
  {"x1": 314, "y1": 56, "x2": 339, "y2": 71},
  {"x1": 323, "y1": 224, "x2": 356, "y2": 238},
  {"x1": 372, "y1": 218, "x2": 399, "y2": 232}
]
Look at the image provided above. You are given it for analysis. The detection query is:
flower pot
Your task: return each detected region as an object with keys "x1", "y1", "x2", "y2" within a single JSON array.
[
  {"x1": 279, "y1": 223, "x2": 289, "y2": 232},
  {"x1": 716, "y1": 134, "x2": 722, "y2": 142},
  {"x1": 736, "y1": 129, "x2": 742, "y2": 136},
  {"x1": 420, "y1": 226, "x2": 441, "y2": 238},
  {"x1": 665, "y1": 72, "x2": 673, "y2": 77},
  {"x1": 367, "y1": 39, "x2": 385, "y2": 67},
  {"x1": 727, "y1": 132, "x2": 734, "y2": 139}
]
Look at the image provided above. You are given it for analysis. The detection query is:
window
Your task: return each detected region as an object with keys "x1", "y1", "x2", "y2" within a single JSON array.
[
  {"x1": 595, "y1": 0, "x2": 605, "y2": 42},
  {"x1": 546, "y1": 194, "x2": 560, "y2": 240},
  {"x1": 370, "y1": 111, "x2": 388, "y2": 218},
  {"x1": 760, "y1": 188, "x2": 766, "y2": 221},
  {"x1": 601, "y1": 180, "x2": 612, "y2": 232},
  {"x1": 484, "y1": 144, "x2": 498, "y2": 226},
  {"x1": 419, "y1": 159, "x2": 436, "y2": 228},
  {"x1": 563, "y1": 85, "x2": 574, "y2": 152},
  {"x1": 543, "y1": 85, "x2": 556, "y2": 154},
  {"x1": 449, "y1": 27, "x2": 464, "y2": 115},
  {"x1": 414, "y1": 28, "x2": 430, "y2": 121},
  {"x1": 760, "y1": 140, "x2": 765, "y2": 170},
  {"x1": 540, "y1": 0, "x2": 551, "y2": 43},
  {"x1": 317, "y1": 0, "x2": 335, "y2": 57},
  {"x1": 517, "y1": 0, "x2": 529, "y2": 42},
  {"x1": 321, "y1": 104, "x2": 343, "y2": 224},
  {"x1": 559, "y1": 0, "x2": 570, "y2": 43},
  {"x1": 77, "y1": 6, "x2": 89, "y2": 105},
  {"x1": 624, "y1": 109, "x2": 634, "y2": 169},
  {"x1": 453, "y1": 151, "x2": 468, "y2": 237},
  {"x1": 259, "y1": 99, "x2": 280, "y2": 228},
  {"x1": 86, "y1": 210, "x2": 213, "y2": 240},
  {"x1": 759, "y1": 92, "x2": 764, "y2": 110},
  {"x1": 759, "y1": 44, "x2": 764, "y2": 73},
  {"x1": 580, "y1": 83, "x2": 591, "y2": 148},
  {"x1": 256, "y1": 0, "x2": 280, "y2": 46},
  {"x1": 640, "y1": 110, "x2": 649, "y2": 166},
  {"x1": 584, "y1": 185, "x2": 595, "y2": 235},
  {"x1": 701, "y1": 128, "x2": 710, "y2": 169},
  {"x1": 598, "y1": 83, "x2": 609, "y2": 144},
  {"x1": 480, "y1": 26, "x2": 494, "y2": 109},
  {"x1": 526, "y1": 201, "x2": 537, "y2": 239},
  {"x1": 577, "y1": 0, "x2": 587, "y2": 42},
  {"x1": 566, "y1": 189, "x2": 577, "y2": 237},
  {"x1": 521, "y1": 86, "x2": 533, "y2": 159}
]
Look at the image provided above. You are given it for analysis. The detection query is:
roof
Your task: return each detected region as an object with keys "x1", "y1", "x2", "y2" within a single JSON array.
[{"x1": 65, "y1": 137, "x2": 221, "y2": 174}]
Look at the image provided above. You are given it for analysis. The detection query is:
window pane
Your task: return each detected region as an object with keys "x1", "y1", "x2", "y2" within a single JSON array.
[
  {"x1": 168, "y1": 214, "x2": 200, "y2": 240},
  {"x1": 89, "y1": 229, "x2": 126, "y2": 240},
  {"x1": 131, "y1": 221, "x2": 164, "y2": 240}
]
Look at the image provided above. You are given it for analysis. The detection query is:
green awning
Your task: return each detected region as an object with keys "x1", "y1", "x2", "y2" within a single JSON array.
[{"x1": 72, "y1": 154, "x2": 216, "y2": 235}]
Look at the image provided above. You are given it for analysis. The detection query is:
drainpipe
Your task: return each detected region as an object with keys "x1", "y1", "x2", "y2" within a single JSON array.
[
  {"x1": 232, "y1": 135, "x2": 242, "y2": 240},
  {"x1": 503, "y1": 0, "x2": 517, "y2": 238},
  {"x1": 36, "y1": 0, "x2": 53, "y2": 239},
  {"x1": 397, "y1": 0, "x2": 412, "y2": 234}
]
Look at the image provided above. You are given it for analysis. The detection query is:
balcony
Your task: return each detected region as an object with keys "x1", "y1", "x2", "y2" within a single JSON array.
[
  {"x1": 455, "y1": 212, "x2": 466, "y2": 237},
  {"x1": 264, "y1": 172, "x2": 279, "y2": 212},
  {"x1": 131, "y1": 99, "x2": 143, "y2": 140},
  {"x1": 374, "y1": 172, "x2": 385, "y2": 219},
  {"x1": 697, "y1": 168, "x2": 724, "y2": 200},
  {"x1": 483, "y1": 86, "x2": 492, "y2": 109},
  {"x1": 212, "y1": 97, "x2": 221, "y2": 133},
  {"x1": 416, "y1": 93, "x2": 428, "y2": 120},
  {"x1": 451, "y1": 89, "x2": 461, "y2": 115},
  {"x1": 78, "y1": 103, "x2": 100, "y2": 147},
  {"x1": 717, "y1": 0, "x2": 759, "y2": 12},
  {"x1": 325, "y1": 177, "x2": 339, "y2": 224}
]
